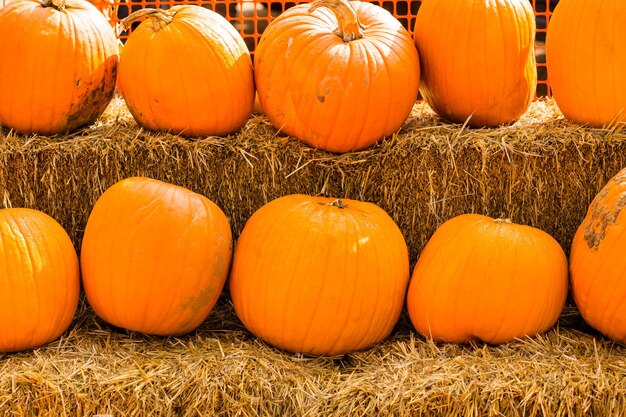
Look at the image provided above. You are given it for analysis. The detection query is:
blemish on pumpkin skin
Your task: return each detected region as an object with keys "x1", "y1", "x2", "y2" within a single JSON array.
[
  {"x1": 584, "y1": 173, "x2": 626, "y2": 250},
  {"x1": 316, "y1": 94, "x2": 326, "y2": 103},
  {"x1": 66, "y1": 58, "x2": 118, "y2": 131}
]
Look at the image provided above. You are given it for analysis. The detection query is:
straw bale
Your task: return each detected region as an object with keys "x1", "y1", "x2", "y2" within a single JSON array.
[
  {"x1": 1, "y1": 96, "x2": 624, "y2": 262},
  {"x1": 1, "y1": 299, "x2": 626, "y2": 416},
  {"x1": 1, "y1": 97, "x2": 626, "y2": 415}
]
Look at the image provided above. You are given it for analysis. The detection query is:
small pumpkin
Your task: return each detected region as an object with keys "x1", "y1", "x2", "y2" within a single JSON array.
[
  {"x1": 80, "y1": 177, "x2": 232, "y2": 336},
  {"x1": 0, "y1": 0, "x2": 118, "y2": 135},
  {"x1": 254, "y1": 0, "x2": 420, "y2": 153},
  {"x1": 570, "y1": 168, "x2": 626, "y2": 343},
  {"x1": 0, "y1": 208, "x2": 79, "y2": 352},
  {"x1": 117, "y1": 6, "x2": 254, "y2": 137},
  {"x1": 414, "y1": 0, "x2": 536, "y2": 127},
  {"x1": 546, "y1": 0, "x2": 626, "y2": 127},
  {"x1": 407, "y1": 214, "x2": 568, "y2": 344},
  {"x1": 229, "y1": 194, "x2": 409, "y2": 356}
]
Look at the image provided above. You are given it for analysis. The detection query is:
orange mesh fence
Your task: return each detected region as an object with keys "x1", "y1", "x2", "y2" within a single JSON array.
[{"x1": 1, "y1": 0, "x2": 557, "y2": 98}]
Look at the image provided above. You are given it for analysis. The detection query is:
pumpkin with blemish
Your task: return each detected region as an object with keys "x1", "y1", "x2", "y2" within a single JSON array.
[
  {"x1": 229, "y1": 194, "x2": 410, "y2": 356},
  {"x1": 0, "y1": 0, "x2": 118, "y2": 135},
  {"x1": 407, "y1": 214, "x2": 568, "y2": 344},
  {"x1": 254, "y1": 0, "x2": 420, "y2": 153},
  {"x1": 0, "y1": 209, "x2": 79, "y2": 352},
  {"x1": 570, "y1": 168, "x2": 626, "y2": 343},
  {"x1": 80, "y1": 177, "x2": 232, "y2": 336}
]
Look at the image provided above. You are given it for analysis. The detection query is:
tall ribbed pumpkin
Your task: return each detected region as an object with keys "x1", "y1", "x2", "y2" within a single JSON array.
[
  {"x1": 229, "y1": 194, "x2": 409, "y2": 356},
  {"x1": 570, "y1": 168, "x2": 626, "y2": 343},
  {"x1": 414, "y1": 0, "x2": 536, "y2": 127},
  {"x1": 407, "y1": 214, "x2": 568, "y2": 344},
  {"x1": 254, "y1": 0, "x2": 420, "y2": 153},
  {"x1": 0, "y1": 209, "x2": 79, "y2": 352},
  {"x1": 547, "y1": 1, "x2": 626, "y2": 127},
  {"x1": 81, "y1": 177, "x2": 232, "y2": 336},
  {"x1": 117, "y1": 6, "x2": 254, "y2": 137},
  {"x1": 0, "y1": 0, "x2": 118, "y2": 135}
]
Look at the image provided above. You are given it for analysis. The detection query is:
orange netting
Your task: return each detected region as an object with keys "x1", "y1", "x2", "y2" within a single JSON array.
[{"x1": 1, "y1": 0, "x2": 556, "y2": 98}]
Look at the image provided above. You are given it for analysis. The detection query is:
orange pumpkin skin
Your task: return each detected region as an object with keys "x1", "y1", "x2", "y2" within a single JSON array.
[
  {"x1": 570, "y1": 169, "x2": 626, "y2": 343},
  {"x1": 81, "y1": 177, "x2": 232, "y2": 336},
  {"x1": 229, "y1": 195, "x2": 409, "y2": 356},
  {"x1": 547, "y1": 1, "x2": 626, "y2": 127},
  {"x1": 0, "y1": 209, "x2": 79, "y2": 352},
  {"x1": 254, "y1": 0, "x2": 420, "y2": 153},
  {"x1": 117, "y1": 6, "x2": 254, "y2": 137},
  {"x1": 407, "y1": 214, "x2": 568, "y2": 344},
  {"x1": 414, "y1": 0, "x2": 536, "y2": 127},
  {"x1": 0, "y1": 0, "x2": 118, "y2": 135}
]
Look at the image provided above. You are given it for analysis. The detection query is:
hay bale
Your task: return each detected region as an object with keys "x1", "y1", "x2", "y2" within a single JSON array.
[
  {"x1": 2, "y1": 97, "x2": 626, "y2": 416},
  {"x1": 1, "y1": 299, "x2": 626, "y2": 416},
  {"x1": 0, "y1": 97, "x2": 623, "y2": 261}
]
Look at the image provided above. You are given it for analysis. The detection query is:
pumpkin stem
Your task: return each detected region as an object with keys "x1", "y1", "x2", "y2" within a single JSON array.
[
  {"x1": 494, "y1": 218, "x2": 512, "y2": 224},
  {"x1": 116, "y1": 8, "x2": 176, "y2": 36},
  {"x1": 308, "y1": 0, "x2": 365, "y2": 42},
  {"x1": 41, "y1": 0, "x2": 67, "y2": 10},
  {"x1": 328, "y1": 199, "x2": 346, "y2": 209}
]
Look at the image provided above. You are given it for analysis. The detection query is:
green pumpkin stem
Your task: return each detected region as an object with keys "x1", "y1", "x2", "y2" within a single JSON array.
[
  {"x1": 308, "y1": 0, "x2": 365, "y2": 42},
  {"x1": 116, "y1": 8, "x2": 176, "y2": 36}
]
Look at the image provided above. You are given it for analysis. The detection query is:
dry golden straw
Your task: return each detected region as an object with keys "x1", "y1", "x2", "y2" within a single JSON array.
[{"x1": 0, "y1": 97, "x2": 626, "y2": 415}]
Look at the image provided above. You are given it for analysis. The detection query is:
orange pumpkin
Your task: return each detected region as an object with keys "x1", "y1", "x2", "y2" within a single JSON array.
[
  {"x1": 0, "y1": 208, "x2": 79, "y2": 352},
  {"x1": 254, "y1": 0, "x2": 420, "y2": 153},
  {"x1": 80, "y1": 177, "x2": 232, "y2": 336},
  {"x1": 414, "y1": 0, "x2": 536, "y2": 127},
  {"x1": 0, "y1": 0, "x2": 118, "y2": 135},
  {"x1": 117, "y1": 6, "x2": 254, "y2": 137},
  {"x1": 570, "y1": 168, "x2": 626, "y2": 343},
  {"x1": 546, "y1": 0, "x2": 626, "y2": 127},
  {"x1": 229, "y1": 194, "x2": 409, "y2": 356},
  {"x1": 407, "y1": 214, "x2": 568, "y2": 344}
]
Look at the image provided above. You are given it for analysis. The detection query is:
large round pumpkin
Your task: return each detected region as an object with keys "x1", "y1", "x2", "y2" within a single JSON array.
[
  {"x1": 0, "y1": 208, "x2": 79, "y2": 352},
  {"x1": 254, "y1": 0, "x2": 420, "y2": 153},
  {"x1": 570, "y1": 168, "x2": 626, "y2": 342},
  {"x1": 0, "y1": 0, "x2": 118, "y2": 135},
  {"x1": 546, "y1": 0, "x2": 626, "y2": 127},
  {"x1": 229, "y1": 194, "x2": 409, "y2": 356},
  {"x1": 414, "y1": 0, "x2": 536, "y2": 127},
  {"x1": 80, "y1": 177, "x2": 232, "y2": 336},
  {"x1": 407, "y1": 214, "x2": 568, "y2": 344},
  {"x1": 117, "y1": 5, "x2": 254, "y2": 137}
]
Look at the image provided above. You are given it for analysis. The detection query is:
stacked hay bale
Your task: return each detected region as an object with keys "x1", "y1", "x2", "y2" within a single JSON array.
[
  {"x1": 1, "y1": 99, "x2": 623, "y2": 261},
  {"x1": 1, "y1": 98, "x2": 626, "y2": 416}
]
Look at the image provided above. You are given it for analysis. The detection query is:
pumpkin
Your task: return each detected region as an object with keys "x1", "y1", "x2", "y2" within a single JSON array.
[
  {"x1": 570, "y1": 168, "x2": 626, "y2": 343},
  {"x1": 80, "y1": 177, "x2": 232, "y2": 336},
  {"x1": 407, "y1": 214, "x2": 568, "y2": 344},
  {"x1": 0, "y1": 208, "x2": 79, "y2": 352},
  {"x1": 116, "y1": 6, "x2": 254, "y2": 137},
  {"x1": 229, "y1": 194, "x2": 409, "y2": 356},
  {"x1": 546, "y1": 0, "x2": 626, "y2": 127},
  {"x1": 254, "y1": 0, "x2": 420, "y2": 153},
  {"x1": 0, "y1": 0, "x2": 118, "y2": 135},
  {"x1": 413, "y1": 0, "x2": 536, "y2": 127}
]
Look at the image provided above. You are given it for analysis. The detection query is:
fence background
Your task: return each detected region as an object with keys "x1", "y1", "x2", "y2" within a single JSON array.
[{"x1": 1, "y1": 0, "x2": 557, "y2": 97}]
